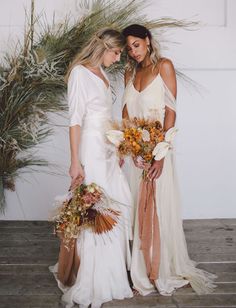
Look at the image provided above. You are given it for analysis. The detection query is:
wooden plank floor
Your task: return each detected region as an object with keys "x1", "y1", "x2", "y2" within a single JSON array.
[{"x1": 0, "y1": 219, "x2": 235, "y2": 308}]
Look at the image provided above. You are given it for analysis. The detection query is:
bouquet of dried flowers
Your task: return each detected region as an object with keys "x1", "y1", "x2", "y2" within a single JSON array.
[
  {"x1": 106, "y1": 118, "x2": 177, "y2": 166},
  {"x1": 51, "y1": 180, "x2": 120, "y2": 248}
]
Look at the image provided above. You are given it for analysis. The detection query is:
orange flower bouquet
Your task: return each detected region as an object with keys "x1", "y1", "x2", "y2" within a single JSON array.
[
  {"x1": 51, "y1": 181, "x2": 120, "y2": 248},
  {"x1": 106, "y1": 118, "x2": 177, "y2": 168}
]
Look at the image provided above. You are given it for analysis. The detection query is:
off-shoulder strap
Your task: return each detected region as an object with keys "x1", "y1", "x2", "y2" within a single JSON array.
[
  {"x1": 163, "y1": 82, "x2": 176, "y2": 111},
  {"x1": 158, "y1": 58, "x2": 176, "y2": 111}
]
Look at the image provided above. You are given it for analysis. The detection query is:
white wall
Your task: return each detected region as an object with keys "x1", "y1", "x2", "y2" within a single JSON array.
[{"x1": 0, "y1": 0, "x2": 235, "y2": 220}]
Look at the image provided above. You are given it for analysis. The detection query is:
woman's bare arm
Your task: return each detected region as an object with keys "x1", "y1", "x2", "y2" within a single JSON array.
[
  {"x1": 69, "y1": 125, "x2": 85, "y2": 188},
  {"x1": 147, "y1": 59, "x2": 177, "y2": 180},
  {"x1": 160, "y1": 59, "x2": 177, "y2": 131}
]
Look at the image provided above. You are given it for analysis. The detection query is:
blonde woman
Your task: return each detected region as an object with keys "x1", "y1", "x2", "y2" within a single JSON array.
[
  {"x1": 122, "y1": 24, "x2": 217, "y2": 296},
  {"x1": 52, "y1": 29, "x2": 133, "y2": 308}
]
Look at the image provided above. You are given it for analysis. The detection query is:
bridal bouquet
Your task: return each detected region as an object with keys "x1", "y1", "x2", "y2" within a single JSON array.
[
  {"x1": 51, "y1": 181, "x2": 120, "y2": 248},
  {"x1": 106, "y1": 118, "x2": 177, "y2": 165}
]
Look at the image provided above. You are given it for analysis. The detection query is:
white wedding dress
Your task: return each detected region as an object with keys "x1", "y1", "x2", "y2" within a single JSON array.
[
  {"x1": 123, "y1": 71, "x2": 217, "y2": 296},
  {"x1": 51, "y1": 65, "x2": 133, "y2": 308}
]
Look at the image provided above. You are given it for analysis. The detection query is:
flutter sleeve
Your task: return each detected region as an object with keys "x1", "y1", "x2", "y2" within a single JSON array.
[
  {"x1": 163, "y1": 82, "x2": 176, "y2": 112},
  {"x1": 67, "y1": 66, "x2": 88, "y2": 127}
]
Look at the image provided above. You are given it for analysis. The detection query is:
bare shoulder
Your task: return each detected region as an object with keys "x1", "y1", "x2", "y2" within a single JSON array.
[
  {"x1": 124, "y1": 69, "x2": 133, "y2": 86},
  {"x1": 159, "y1": 58, "x2": 177, "y2": 98},
  {"x1": 159, "y1": 58, "x2": 175, "y2": 76}
]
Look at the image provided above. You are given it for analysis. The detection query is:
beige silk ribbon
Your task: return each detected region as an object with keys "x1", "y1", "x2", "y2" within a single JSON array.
[
  {"x1": 57, "y1": 238, "x2": 80, "y2": 287},
  {"x1": 138, "y1": 179, "x2": 160, "y2": 280}
]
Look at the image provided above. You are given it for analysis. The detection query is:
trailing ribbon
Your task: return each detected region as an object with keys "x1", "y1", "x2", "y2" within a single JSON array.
[
  {"x1": 138, "y1": 179, "x2": 160, "y2": 281},
  {"x1": 57, "y1": 238, "x2": 80, "y2": 287}
]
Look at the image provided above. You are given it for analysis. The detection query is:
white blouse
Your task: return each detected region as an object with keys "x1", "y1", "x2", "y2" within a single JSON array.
[{"x1": 67, "y1": 65, "x2": 112, "y2": 128}]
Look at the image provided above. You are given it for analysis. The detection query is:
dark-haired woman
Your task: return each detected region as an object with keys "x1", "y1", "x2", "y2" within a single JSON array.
[{"x1": 122, "y1": 24, "x2": 217, "y2": 296}]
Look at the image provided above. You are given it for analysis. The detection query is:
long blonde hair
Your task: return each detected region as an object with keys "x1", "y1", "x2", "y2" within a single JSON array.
[{"x1": 65, "y1": 28, "x2": 125, "y2": 82}]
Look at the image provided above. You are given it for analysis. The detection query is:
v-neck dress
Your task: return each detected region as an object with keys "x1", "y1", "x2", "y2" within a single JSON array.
[
  {"x1": 52, "y1": 65, "x2": 133, "y2": 308},
  {"x1": 123, "y1": 72, "x2": 217, "y2": 296}
]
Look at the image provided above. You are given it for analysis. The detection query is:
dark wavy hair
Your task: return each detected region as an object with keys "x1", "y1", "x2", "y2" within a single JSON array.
[{"x1": 122, "y1": 24, "x2": 161, "y2": 72}]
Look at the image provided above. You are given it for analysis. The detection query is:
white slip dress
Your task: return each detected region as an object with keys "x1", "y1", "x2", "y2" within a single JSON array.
[{"x1": 123, "y1": 71, "x2": 217, "y2": 296}]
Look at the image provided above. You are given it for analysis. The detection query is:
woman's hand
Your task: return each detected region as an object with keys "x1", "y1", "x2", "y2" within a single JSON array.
[
  {"x1": 69, "y1": 161, "x2": 85, "y2": 190},
  {"x1": 133, "y1": 156, "x2": 150, "y2": 170},
  {"x1": 147, "y1": 158, "x2": 164, "y2": 181}
]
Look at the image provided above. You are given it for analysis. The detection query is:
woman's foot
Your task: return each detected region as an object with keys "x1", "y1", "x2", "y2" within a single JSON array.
[{"x1": 132, "y1": 287, "x2": 140, "y2": 296}]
